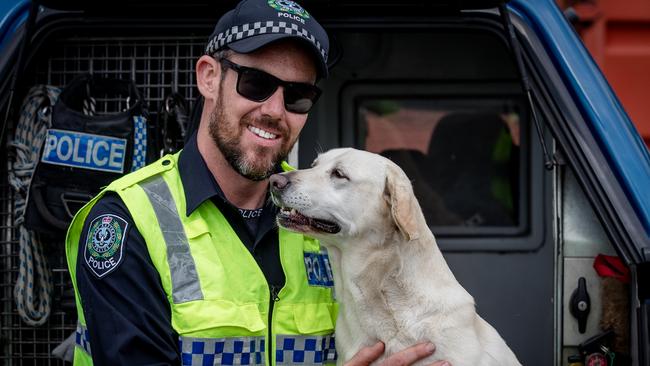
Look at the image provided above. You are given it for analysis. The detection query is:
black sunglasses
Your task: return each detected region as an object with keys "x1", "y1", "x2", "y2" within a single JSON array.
[{"x1": 218, "y1": 58, "x2": 321, "y2": 114}]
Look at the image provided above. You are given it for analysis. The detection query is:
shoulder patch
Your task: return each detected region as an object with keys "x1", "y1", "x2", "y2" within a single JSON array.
[{"x1": 84, "y1": 214, "x2": 128, "y2": 278}]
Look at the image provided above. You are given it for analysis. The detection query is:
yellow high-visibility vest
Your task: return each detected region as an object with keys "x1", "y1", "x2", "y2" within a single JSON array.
[{"x1": 66, "y1": 153, "x2": 338, "y2": 365}]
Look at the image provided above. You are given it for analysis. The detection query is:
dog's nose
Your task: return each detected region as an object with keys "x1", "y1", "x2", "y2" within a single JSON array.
[{"x1": 270, "y1": 173, "x2": 290, "y2": 191}]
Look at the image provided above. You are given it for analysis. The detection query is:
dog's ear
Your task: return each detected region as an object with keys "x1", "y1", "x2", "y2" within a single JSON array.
[{"x1": 384, "y1": 163, "x2": 420, "y2": 241}]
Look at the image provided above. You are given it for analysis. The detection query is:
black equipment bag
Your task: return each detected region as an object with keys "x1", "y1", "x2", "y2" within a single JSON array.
[
  {"x1": 158, "y1": 92, "x2": 189, "y2": 156},
  {"x1": 24, "y1": 73, "x2": 151, "y2": 235},
  {"x1": 185, "y1": 95, "x2": 203, "y2": 145}
]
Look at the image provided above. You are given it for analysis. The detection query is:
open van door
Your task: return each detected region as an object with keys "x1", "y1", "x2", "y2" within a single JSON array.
[{"x1": 0, "y1": 0, "x2": 648, "y2": 365}]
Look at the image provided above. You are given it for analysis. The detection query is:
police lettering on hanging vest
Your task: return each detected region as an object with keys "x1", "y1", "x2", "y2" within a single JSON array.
[
  {"x1": 23, "y1": 73, "x2": 150, "y2": 238},
  {"x1": 41, "y1": 129, "x2": 127, "y2": 173}
]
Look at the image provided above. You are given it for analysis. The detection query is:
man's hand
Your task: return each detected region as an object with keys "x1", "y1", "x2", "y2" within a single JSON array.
[{"x1": 344, "y1": 342, "x2": 451, "y2": 366}]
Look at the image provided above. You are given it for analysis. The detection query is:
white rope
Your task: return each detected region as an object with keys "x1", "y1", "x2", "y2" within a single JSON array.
[
  {"x1": 8, "y1": 85, "x2": 60, "y2": 326},
  {"x1": 14, "y1": 227, "x2": 52, "y2": 326}
]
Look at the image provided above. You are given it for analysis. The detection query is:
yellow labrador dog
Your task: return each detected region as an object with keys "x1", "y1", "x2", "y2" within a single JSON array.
[{"x1": 269, "y1": 148, "x2": 521, "y2": 366}]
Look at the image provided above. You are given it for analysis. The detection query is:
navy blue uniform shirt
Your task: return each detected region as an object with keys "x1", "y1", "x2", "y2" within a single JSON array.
[{"x1": 76, "y1": 133, "x2": 284, "y2": 365}]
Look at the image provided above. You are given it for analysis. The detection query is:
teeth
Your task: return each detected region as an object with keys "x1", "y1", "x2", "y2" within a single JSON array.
[
  {"x1": 248, "y1": 126, "x2": 277, "y2": 140},
  {"x1": 281, "y1": 207, "x2": 299, "y2": 216}
]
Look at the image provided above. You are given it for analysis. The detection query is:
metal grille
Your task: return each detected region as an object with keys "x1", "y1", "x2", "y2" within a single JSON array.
[
  {"x1": 39, "y1": 36, "x2": 204, "y2": 114},
  {"x1": 1, "y1": 36, "x2": 205, "y2": 365}
]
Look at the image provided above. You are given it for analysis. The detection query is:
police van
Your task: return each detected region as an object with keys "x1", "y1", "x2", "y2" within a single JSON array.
[{"x1": 0, "y1": 0, "x2": 648, "y2": 365}]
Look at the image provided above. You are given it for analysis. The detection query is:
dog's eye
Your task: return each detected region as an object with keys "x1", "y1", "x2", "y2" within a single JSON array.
[{"x1": 331, "y1": 168, "x2": 348, "y2": 180}]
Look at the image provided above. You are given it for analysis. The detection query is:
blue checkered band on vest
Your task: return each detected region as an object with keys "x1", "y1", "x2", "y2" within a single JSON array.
[
  {"x1": 75, "y1": 322, "x2": 92, "y2": 356},
  {"x1": 180, "y1": 336, "x2": 265, "y2": 365},
  {"x1": 275, "y1": 334, "x2": 337, "y2": 365},
  {"x1": 131, "y1": 115, "x2": 147, "y2": 172},
  {"x1": 205, "y1": 21, "x2": 327, "y2": 60}
]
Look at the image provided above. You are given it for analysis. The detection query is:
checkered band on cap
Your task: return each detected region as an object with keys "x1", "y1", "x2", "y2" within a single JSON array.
[
  {"x1": 275, "y1": 334, "x2": 337, "y2": 365},
  {"x1": 205, "y1": 21, "x2": 327, "y2": 61},
  {"x1": 75, "y1": 322, "x2": 92, "y2": 356},
  {"x1": 180, "y1": 336, "x2": 265, "y2": 366}
]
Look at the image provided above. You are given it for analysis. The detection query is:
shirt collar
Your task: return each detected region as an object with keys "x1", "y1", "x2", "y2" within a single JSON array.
[
  {"x1": 178, "y1": 133, "x2": 285, "y2": 216},
  {"x1": 178, "y1": 133, "x2": 225, "y2": 216}
]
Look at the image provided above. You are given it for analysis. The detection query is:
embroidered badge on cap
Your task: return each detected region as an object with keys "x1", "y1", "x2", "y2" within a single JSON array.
[
  {"x1": 84, "y1": 214, "x2": 128, "y2": 278},
  {"x1": 268, "y1": 0, "x2": 310, "y2": 19},
  {"x1": 304, "y1": 250, "x2": 334, "y2": 287}
]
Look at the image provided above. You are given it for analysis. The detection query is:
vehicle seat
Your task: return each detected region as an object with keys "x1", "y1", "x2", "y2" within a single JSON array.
[{"x1": 426, "y1": 112, "x2": 516, "y2": 226}]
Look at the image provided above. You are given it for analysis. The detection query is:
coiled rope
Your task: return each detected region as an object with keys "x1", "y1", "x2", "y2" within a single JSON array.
[{"x1": 8, "y1": 85, "x2": 60, "y2": 326}]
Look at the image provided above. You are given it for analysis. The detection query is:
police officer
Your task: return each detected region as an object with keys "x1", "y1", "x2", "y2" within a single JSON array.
[{"x1": 66, "y1": 0, "x2": 450, "y2": 365}]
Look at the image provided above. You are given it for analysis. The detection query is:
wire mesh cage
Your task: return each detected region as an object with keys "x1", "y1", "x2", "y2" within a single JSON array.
[{"x1": 1, "y1": 35, "x2": 205, "y2": 365}]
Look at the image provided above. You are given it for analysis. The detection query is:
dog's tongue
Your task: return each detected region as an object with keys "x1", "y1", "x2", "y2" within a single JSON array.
[{"x1": 291, "y1": 211, "x2": 310, "y2": 226}]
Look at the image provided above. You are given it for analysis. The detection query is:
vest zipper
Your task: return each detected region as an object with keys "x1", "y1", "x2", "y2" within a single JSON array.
[{"x1": 268, "y1": 285, "x2": 281, "y2": 365}]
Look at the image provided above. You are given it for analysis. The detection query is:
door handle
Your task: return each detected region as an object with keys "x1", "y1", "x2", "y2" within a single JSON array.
[{"x1": 570, "y1": 277, "x2": 591, "y2": 333}]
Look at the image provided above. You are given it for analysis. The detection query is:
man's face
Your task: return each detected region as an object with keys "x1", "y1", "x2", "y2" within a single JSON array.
[{"x1": 209, "y1": 42, "x2": 317, "y2": 181}]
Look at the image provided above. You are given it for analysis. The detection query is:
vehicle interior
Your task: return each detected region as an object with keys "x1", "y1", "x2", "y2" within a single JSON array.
[{"x1": 0, "y1": 1, "x2": 643, "y2": 365}]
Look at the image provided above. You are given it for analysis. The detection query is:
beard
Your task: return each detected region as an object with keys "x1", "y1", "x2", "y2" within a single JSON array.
[{"x1": 208, "y1": 92, "x2": 295, "y2": 181}]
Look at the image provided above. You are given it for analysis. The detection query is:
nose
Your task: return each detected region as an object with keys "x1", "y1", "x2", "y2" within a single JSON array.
[
  {"x1": 270, "y1": 173, "x2": 290, "y2": 191},
  {"x1": 260, "y1": 87, "x2": 285, "y2": 118}
]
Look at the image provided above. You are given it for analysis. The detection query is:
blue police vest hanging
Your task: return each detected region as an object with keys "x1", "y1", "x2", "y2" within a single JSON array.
[{"x1": 24, "y1": 73, "x2": 152, "y2": 235}]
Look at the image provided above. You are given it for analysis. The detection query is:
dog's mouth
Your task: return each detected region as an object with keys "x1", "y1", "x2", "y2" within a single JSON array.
[{"x1": 277, "y1": 207, "x2": 341, "y2": 234}]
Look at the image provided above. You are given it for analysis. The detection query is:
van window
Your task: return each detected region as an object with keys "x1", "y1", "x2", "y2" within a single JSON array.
[{"x1": 357, "y1": 98, "x2": 524, "y2": 230}]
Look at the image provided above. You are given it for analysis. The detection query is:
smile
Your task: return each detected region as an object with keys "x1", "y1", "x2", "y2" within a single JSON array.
[{"x1": 248, "y1": 125, "x2": 278, "y2": 140}]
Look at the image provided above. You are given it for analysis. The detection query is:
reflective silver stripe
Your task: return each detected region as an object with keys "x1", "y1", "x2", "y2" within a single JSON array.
[
  {"x1": 75, "y1": 322, "x2": 92, "y2": 356},
  {"x1": 276, "y1": 334, "x2": 337, "y2": 365},
  {"x1": 180, "y1": 335, "x2": 265, "y2": 365},
  {"x1": 140, "y1": 175, "x2": 203, "y2": 303}
]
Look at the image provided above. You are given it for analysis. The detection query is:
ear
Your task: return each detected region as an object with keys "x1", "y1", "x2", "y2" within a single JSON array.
[
  {"x1": 196, "y1": 55, "x2": 221, "y2": 103},
  {"x1": 384, "y1": 163, "x2": 421, "y2": 241}
]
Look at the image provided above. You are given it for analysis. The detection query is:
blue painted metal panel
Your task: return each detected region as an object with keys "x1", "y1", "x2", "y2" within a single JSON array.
[
  {"x1": 0, "y1": 0, "x2": 29, "y2": 57},
  {"x1": 510, "y1": 0, "x2": 650, "y2": 236}
]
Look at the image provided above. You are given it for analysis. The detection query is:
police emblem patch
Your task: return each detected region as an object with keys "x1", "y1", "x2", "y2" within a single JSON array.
[
  {"x1": 84, "y1": 214, "x2": 128, "y2": 278},
  {"x1": 268, "y1": 0, "x2": 310, "y2": 19}
]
